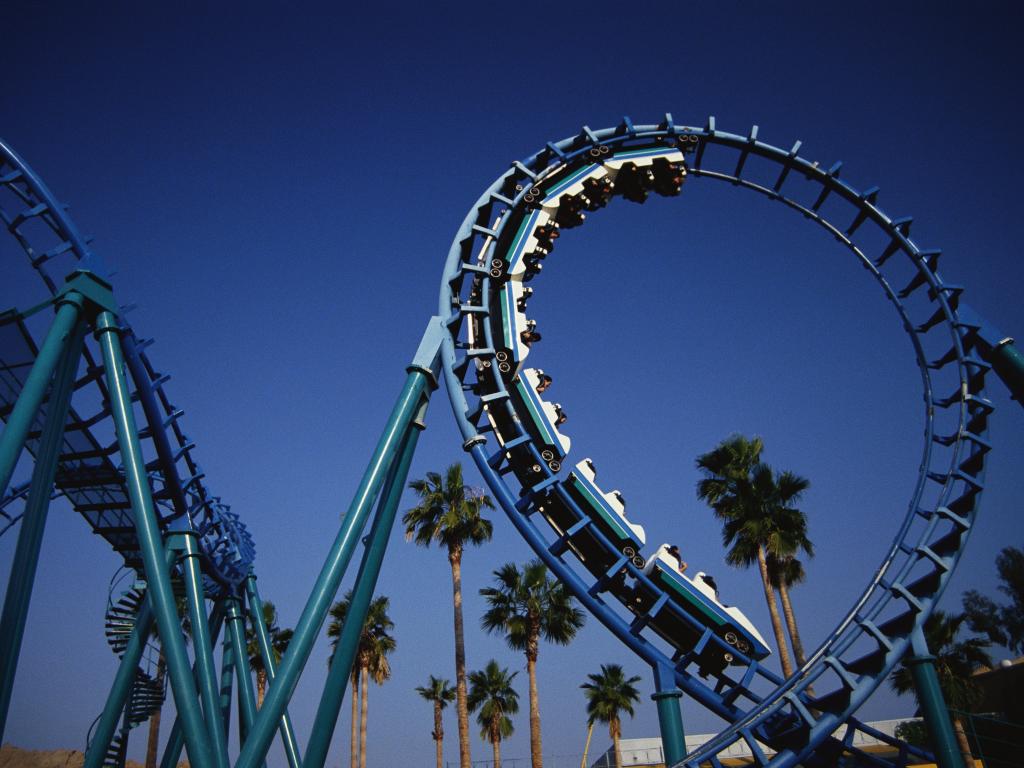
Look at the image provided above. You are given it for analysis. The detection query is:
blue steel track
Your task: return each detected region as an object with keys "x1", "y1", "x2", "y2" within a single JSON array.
[
  {"x1": 0, "y1": 139, "x2": 255, "y2": 594},
  {"x1": 0, "y1": 115, "x2": 1013, "y2": 768}
]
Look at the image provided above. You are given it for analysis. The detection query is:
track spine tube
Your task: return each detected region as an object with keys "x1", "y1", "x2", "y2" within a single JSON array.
[
  {"x1": 0, "y1": 313, "x2": 86, "y2": 741},
  {"x1": 0, "y1": 291, "x2": 84, "y2": 500},
  {"x1": 171, "y1": 532, "x2": 231, "y2": 768},
  {"x1": 907, "y1": 627, "x2": 966, "y2": 768},
  {"x1": 95, "y1": 310, "x2": 214, "y2": 768},
  {"x1": 234, "y1": 358, "x2": 435, "y2": 768},
  {"x1": 305, "y1": 403, "x2": 426, "y2": 768},
  {"x1": 122, "y1": 334, "x2": 189, "y2": 519},
  {"x1": 652, "y1": 665, "x2": 686, "y2": 766},
  {"x1": 244, "y1": 576, "x2": 303, "y2": 768}
]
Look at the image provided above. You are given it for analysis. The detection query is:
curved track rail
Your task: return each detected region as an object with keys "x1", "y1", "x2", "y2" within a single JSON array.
[
  {"x1": 0, "y1": 140, "x2": 254, "y2": 591},
  {"x1": 439, "y1": 116, "x2": 992, "y2": 767}
]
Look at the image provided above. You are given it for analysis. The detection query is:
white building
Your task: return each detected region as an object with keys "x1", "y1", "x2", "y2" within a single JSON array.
[{"x1": 591, "y1": 720, "x2": 919, "y2": 768}]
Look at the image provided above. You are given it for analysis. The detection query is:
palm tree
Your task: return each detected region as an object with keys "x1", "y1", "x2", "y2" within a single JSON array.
[
  {"x1": 328, "y1": 594, "x2": 362, "y2": 768},
  {"x1": 696, "y1": 435, "x2": 812, "y2": 678},
  {"x1": 580, "y1": 664, "x2": 641, "y2": 768},
  {"x1": 467, "y1": 660, "x2": 520, "y2": 768},
  {"x1": 416, "y1": 675, "x2": 457, "y2": 768},
  {"x1": 890, "y1": 610, "x2": 991, "y2": 767},
  {"x1": 246, "y1": 600, "x2": 293, "y2": 708},
  {"x1": 481, "y1": 559, "x2": 586, "y2": 768},
  {"x1": 767, "y1": 553, "x2": 810, "y2": 668},
  {"x1": 962, "y1": 544, "x2": 1024, "y2": 654},
  {"x1": 404, "y1": 463, "x2": 495, "y2": 768},
  {"x1": 360, "y1": 610, "x2": 391, "y2": 768},
  {"x1": 328, "y1": 593, "x2": 397, "y2": 768}
]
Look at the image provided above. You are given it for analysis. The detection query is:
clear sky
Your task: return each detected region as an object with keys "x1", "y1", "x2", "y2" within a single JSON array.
[{"x1": 2, "y1": 3, "x2": 1023, "y2": 767}]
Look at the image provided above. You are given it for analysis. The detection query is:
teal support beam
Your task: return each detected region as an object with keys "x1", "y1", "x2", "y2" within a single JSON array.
[
  {"x1": 83, "y1": 598, "x2": 155, "y2": 768},
  {"x1": 988, "y1": 341, "x2": 1024, "y2": 404},
  {"x1": 0, "y1": 314, "x2": 86, "y2": 741},
  {"x1": 227, "y1": 596, "x2": 261, "y2": 754},
  {"x1": 953, "y1": 303, "x2": 1024, "y2": 406},
  {"x1": 171, "y1": 533, "x2": 230, "y2": 768},
  {"x1": 158, "y1": 601, "x2": 228, "y2": 768},
  {"x1": 305, "y1": 402, "x2": 426, "y2": 768},
  {"x1": 244, "y1": 576, "x2": 303, "y2": 768},
  {"x1": 0, "y1": 291, "x2": 83, "y2": 500},
  {"x1": 95, "y1": 310, "x2": 214, "y2": 768},
  {"x1": 159, "y1": 718, "x2": 185, "y2": 768},
  {"x1": 652, "y1": 664, "x2": 686, "y2": 766},
  {"x1": 235, "y1": 353, "x2": 437, "y2": 768},
  {"x1": 908, "y1": 626, "x2": 966, "y2": 768}
]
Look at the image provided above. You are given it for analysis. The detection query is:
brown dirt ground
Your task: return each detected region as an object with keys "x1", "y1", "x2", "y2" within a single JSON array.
[{"x1": 0, "y1": 745, "x2": 188, "y2": 768}]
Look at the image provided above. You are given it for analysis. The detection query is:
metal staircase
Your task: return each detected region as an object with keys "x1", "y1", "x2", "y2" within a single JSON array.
[{"x1": 86, "y1": 579, "x2": 168, "y2": 768}]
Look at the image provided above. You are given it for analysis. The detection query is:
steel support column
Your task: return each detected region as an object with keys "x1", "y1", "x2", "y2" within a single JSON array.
[
  {"x1": 0, "y1": 291, "x2": 84, "y2": 498},
  {"x1": 158, "y1": 602, "x2": 228, "y2": 768},
  {"x1": 172, "y1": 532, "x2": 230, "y2": 768},
  {"x1": 652, "y1": 664, "x2": 686, "y2": 767},
  {"x1": 244, "y1": 575, "x2": 302, "y2": 768},
  {"x1": 95, "y1": 310, "x2": 213, "y2": 768},
  {"x1": 235, "y1": 361, "x2": 435, "y2": 768},
  {"x1": 227, "y1": 596, "x2": 260, "y2": 749},
  {"x1": 908, "y1": 626, "x2": 965, "y2": 768},
  {"x1": 0, "y1": 313, "x2": 86, "y2": 740},
  {"x1": 159, "y1": 718, "x2": 185, "y2": 768},
  {"x1": 305, "y1": 402, "x2": 425, "y2": 768}
]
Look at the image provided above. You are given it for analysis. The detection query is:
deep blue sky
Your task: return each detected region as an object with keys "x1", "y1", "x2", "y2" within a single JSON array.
[{"x1": 3, "y1": 3, "x2": 1023, "y2": 767}]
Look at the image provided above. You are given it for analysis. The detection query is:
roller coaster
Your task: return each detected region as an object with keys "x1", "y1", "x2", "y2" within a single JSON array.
[{"x1": 2, "y1": 116, "x2": 1022, "y2": 768}]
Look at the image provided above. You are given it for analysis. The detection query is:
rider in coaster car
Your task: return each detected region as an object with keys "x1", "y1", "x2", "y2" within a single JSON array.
[
  {"x1": 521, "y1": 320, "x2": 541, "y2": 347},
  {"x1": 666, "y1": 544, "x2": 688, "y2": 574}
]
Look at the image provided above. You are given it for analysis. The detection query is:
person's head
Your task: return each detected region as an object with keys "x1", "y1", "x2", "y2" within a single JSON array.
[{"x1": 668, "y1": 545, "x2": 679, "y2": 555}]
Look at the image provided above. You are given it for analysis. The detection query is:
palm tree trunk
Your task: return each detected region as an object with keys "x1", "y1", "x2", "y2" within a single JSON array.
[
  {"x1": 611, "y1": 722, "x2": 622, "y2": 768},
  {"x1": 492, "y1": 731, "x2": 502, "y2": 768},
  {"x1": 777, "y1": 580, "x2": 807, "y2": 667},
  {"x1": 360, "y1": 665, "x2": 369, "y2": 768},
  {"x1": 449, "y1": 547, "x2": 472, "y2": 768},
  {"x1": 527, "y1": 651, "x2": 543, "y2": 768},
  {"x1": 256, "y1": 668, "x2": 267, "y2": 709},
  {"x1": 580, "y1": 722, "x2": 594, "y2": 768},
  {"x1": 144, "y1": 652, "x2": 166, "y2": 768},
  {"x1": 953, "y1": 716, "x2": 975, "y2": 767},
  {"x1": 351, "y1": 674, "x2": 359, "y2": 768},
  {"x1": 433, "y1": 701, "x2": 444, "y2": 768},
  {"x1": 757, "y1": 546, "x2": 794, "y2": 677}
]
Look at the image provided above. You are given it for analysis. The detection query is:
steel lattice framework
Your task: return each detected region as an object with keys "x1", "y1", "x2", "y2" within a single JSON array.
[{"x1": 1, "y1": 116, "x2": 1022, "y2": 768}]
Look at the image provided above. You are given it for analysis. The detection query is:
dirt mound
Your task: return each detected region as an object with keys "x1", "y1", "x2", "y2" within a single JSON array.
[{"x1": 0, "y1": 745, "x2": 188, "y2": 768}]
